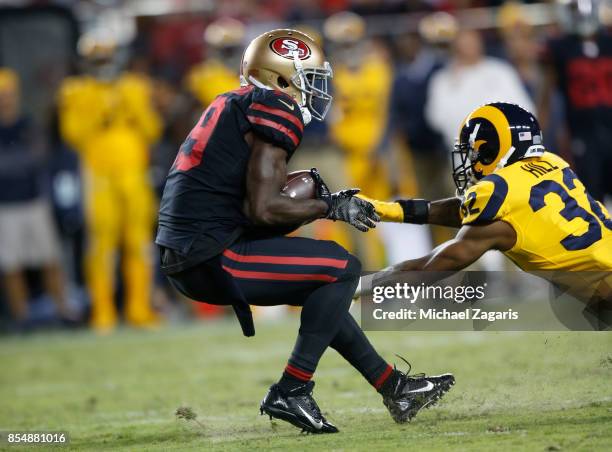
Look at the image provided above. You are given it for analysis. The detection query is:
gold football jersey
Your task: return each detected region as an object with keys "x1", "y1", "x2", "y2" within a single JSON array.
[
  {"x1": 461, "y1": 152, "x2": 612, "y2": 272},
  {"x1": 329, "y1": 55, "x2": 392, "y2": 156},
  {"x1": 186, "y1": 59, "x2": 238, "y2": 108},
  {"x1": 58, "y1": 73, "x2": 161, "y2": 172}
]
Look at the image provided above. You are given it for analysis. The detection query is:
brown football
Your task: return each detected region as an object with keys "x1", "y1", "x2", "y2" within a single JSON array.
[{"x1": 282, "y1": 170, "x2": 316, "y2": 200}]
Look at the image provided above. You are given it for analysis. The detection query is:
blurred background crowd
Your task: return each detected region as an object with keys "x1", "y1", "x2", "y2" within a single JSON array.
[{"x1": 1, "y1": 0, "x2": 611, "y2": 333}]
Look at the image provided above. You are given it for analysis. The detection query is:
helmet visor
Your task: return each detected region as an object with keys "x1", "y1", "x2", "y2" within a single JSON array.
[
  {"x1": 292, "y1": 61, "x2": 333, "y2": 121},
  {"x1": 451, "y1": 141, "x2": 474, "y2": 196}
]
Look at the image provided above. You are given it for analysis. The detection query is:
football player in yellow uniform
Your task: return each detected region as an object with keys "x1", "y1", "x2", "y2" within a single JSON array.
[
  {"x1": 58, "y1": 36, "x2": 162, "y2": 331},
  {"x1": 360, "y1": 102, "x2": 612, "y2": 302},
  {"x1": 185, "y1": 18, "x2": 245, "y2": 108},
  {"x1": 324, "y1": 13, "x2": 392, "y2": 197}
]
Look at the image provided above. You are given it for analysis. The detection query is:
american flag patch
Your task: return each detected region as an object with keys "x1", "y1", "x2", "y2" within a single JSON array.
[{"x1": 518, "y1": 131, "x2": 532, "y2": 141}]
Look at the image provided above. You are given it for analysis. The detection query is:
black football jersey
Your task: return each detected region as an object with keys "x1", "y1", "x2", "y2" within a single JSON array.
[
  {"x1": 156, "y1": 85, "x2": 304, "y2": 272},
  {"x1": 547, "y1": 33, "x2": 612, "y2": 133}
]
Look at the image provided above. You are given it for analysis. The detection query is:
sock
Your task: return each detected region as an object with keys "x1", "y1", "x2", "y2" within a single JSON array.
[
  {"x1": 329, "y1": 313, "x2": 394, "y2": 391},
  {"x1": 279, "y1": 255, "x2": 361, "y2": 393},
  {"x1": 375, "y1": 366, "x2": 400, "y2": 396},
  {"x1": 278, "y1": 363, "x2": 313, "y2": 393}
]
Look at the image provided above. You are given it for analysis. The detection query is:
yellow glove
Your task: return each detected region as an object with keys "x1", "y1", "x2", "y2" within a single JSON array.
[{"x1": 356, "y1": 194, "x2": 404, "y2": 223}]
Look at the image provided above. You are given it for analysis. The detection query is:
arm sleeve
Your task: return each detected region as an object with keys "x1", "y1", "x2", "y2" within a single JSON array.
[
  {"x1": 357, "y1": 194, "x2": 404, "y2": 222},
  {"x1": 460, "y1": 175, "x2": 509, "y2": 225},
  {"x1": 246, "y1": 89, "x2": 304, "y2": 156}
]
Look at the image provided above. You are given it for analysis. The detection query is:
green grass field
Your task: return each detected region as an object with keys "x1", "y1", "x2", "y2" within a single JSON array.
[{"x1": 1, "y1": 315, "x2": 611, "y2": 451}]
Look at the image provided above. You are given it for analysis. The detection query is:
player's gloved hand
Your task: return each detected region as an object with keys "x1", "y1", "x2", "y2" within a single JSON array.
[
  {"x1": 310, "y1": 167, "x2": 332, "y2": 202},
  {"x1": 310, "y1": 168, "x2": 380, "y2": 232},
  {"x1": 328, "y1": 190, "x2": 381, "y2": 232}
]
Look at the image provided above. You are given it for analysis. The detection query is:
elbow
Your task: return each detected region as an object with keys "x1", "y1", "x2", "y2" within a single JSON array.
[
  {"x1": 248, "y1": 203, "x2": 276, "y2": 226},
  {"x1": 251, "y1": 214, "x2": 276, "y2": 227}
]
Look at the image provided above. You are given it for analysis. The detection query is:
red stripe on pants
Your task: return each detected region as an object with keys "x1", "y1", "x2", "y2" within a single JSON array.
[
  {"x1": 221, "y1": 265, "x2": 338, "y2": 282},
  {"x1": 222, "y1": 249, "x2": 348, "y2": 269}
]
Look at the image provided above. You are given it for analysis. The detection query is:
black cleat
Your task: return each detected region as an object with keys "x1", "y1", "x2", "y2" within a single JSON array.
[
  {"x1": 381, "y1": 357, "x2": 454, "y2": 423},
  {"x1": 427, "y1": 373, "x2": 455, "y2": 396},
  {"x1": 260, "y1": 381, "x2": 339, "y2": 434}
]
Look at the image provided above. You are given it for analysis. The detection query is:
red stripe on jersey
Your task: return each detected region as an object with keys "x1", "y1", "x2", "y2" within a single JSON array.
[
  {"x1": 222, "y1": 249, "x2": 348, "y2": 269},
  {"x1": 221, "y1": 265, "x2": 337, "y2": 282},
  {"x1": 285, "y1": 364, "x2": 313, "y2": 381},
  {"x1": 247, "y1": 115, "x2": 299, "y2": 147},
  {"x1": 249, "y1": 103, "x2": 304, "y2": 132}
]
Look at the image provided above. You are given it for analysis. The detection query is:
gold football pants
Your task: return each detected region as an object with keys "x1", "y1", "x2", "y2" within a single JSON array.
[{"x1": 83, "y1": 168, "x2": 156, "y2": 331}]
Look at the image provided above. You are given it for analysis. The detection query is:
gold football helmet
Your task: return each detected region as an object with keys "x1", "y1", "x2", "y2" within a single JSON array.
[
  {"x1": 323, "y1": 11, "x2": 366, "y2": 44},
  {"x1": 77, "y1": 32, "x2": 120, "y2": 80},
  {"x1": 418, "y1": 12, "x2": 458, "y2": 45},
  {"x1": 204, "y1": 17, "x2": 245, "y2": 48},
  {"x1": 78, "y1": 32, "x2": 117, "y2": 63},
  {"x1": 240, "y1": 29, "x2": 333, "y2": 123},
  {"x1": 452, "y1": 102, "x2": 545, "y2": 195}
]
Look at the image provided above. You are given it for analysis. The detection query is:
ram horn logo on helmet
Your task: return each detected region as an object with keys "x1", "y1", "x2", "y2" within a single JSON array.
[{"x1": 270, "y1": 37, "x2": 311, "y2": 60}]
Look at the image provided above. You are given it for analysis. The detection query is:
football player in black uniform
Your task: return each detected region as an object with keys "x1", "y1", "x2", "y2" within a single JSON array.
[
  {"x1": 540, "y1": 0, "x2": 612, "y2": 202},
  {"x1": 156, "y1": 30, "x2": 454, "y2": 434}
]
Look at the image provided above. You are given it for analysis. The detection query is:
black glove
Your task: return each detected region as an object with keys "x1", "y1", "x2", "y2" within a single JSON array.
[
  {"x1": 310, "y1": 168, "x2": 380, "y2": 232},
  {"x1": 310, "y1": 167, "x2": 332, "y2": 204},
  {"x1": 328, "y1": 190, "x2": 381, "y2": 232}
]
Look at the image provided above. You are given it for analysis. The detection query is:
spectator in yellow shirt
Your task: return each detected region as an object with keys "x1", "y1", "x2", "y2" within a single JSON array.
[
  {"x1": 185, "y1": 18, "x2": 245, "y2": 108},
  {"x1": 324, "y1": 12, "x2": 392, "y2": 267},
  {"x1": 58, "y1": 35, "x2": 162, "y2": 332}
]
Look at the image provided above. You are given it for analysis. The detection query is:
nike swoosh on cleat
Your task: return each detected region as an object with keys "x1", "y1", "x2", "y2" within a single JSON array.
[
  {"x1": 278, "y1": 99, "x2": 295, "y2": 110},
  {"x1": 297, "y1": 405, "x2": 323, "y2": 429},
  {"x1": 405, "y1": 380, "x2": 435, "y2": 393}
]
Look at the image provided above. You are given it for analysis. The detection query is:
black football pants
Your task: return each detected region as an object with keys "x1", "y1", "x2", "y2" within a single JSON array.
[{"x1": 167, "y1": 235, "x2": 388, "y2": 384}]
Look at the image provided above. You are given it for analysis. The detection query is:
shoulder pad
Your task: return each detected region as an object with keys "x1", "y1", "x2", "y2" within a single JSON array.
[
  {"x1": 461, "y1": 174, "x2": 509, "y2": 225},
  {"x1": 246, "y1": 88, "x2": 304, "y2": 154}
]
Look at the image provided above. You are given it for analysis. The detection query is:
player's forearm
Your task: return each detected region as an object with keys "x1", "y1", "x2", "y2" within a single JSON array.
[
  {"x1": 390, "y1": 255, "x2": 432, "y2": 272},
  {"x1": 363, "y1": 253, "x2": 457, "y2": 297},
  {"x1": 428, "y1": 198, "x2": 462, "y2": 228},
  {"x1": 246, "y1": 141, "x2": 329, "y2": 227},
  {"x1": 360, "y1": 195, "x2": 462, "y2": 228},
  {"x1": 359, "y1": 250, "x2": 464, "y2": 299},
  {"x1": 248, "y1": 196, "x2": 328, "y2": 227},
  {"x1": 391, "y1": 242, "x2": 469, "y2": 273},
  {"x1": 396, "y1": 226, "x2": 498, "y2": 273}
]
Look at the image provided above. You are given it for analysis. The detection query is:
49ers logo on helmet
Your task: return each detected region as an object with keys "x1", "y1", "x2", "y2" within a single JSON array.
[{"x1": 270, "y1": 37, "x2": 311, "y2": 60}]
